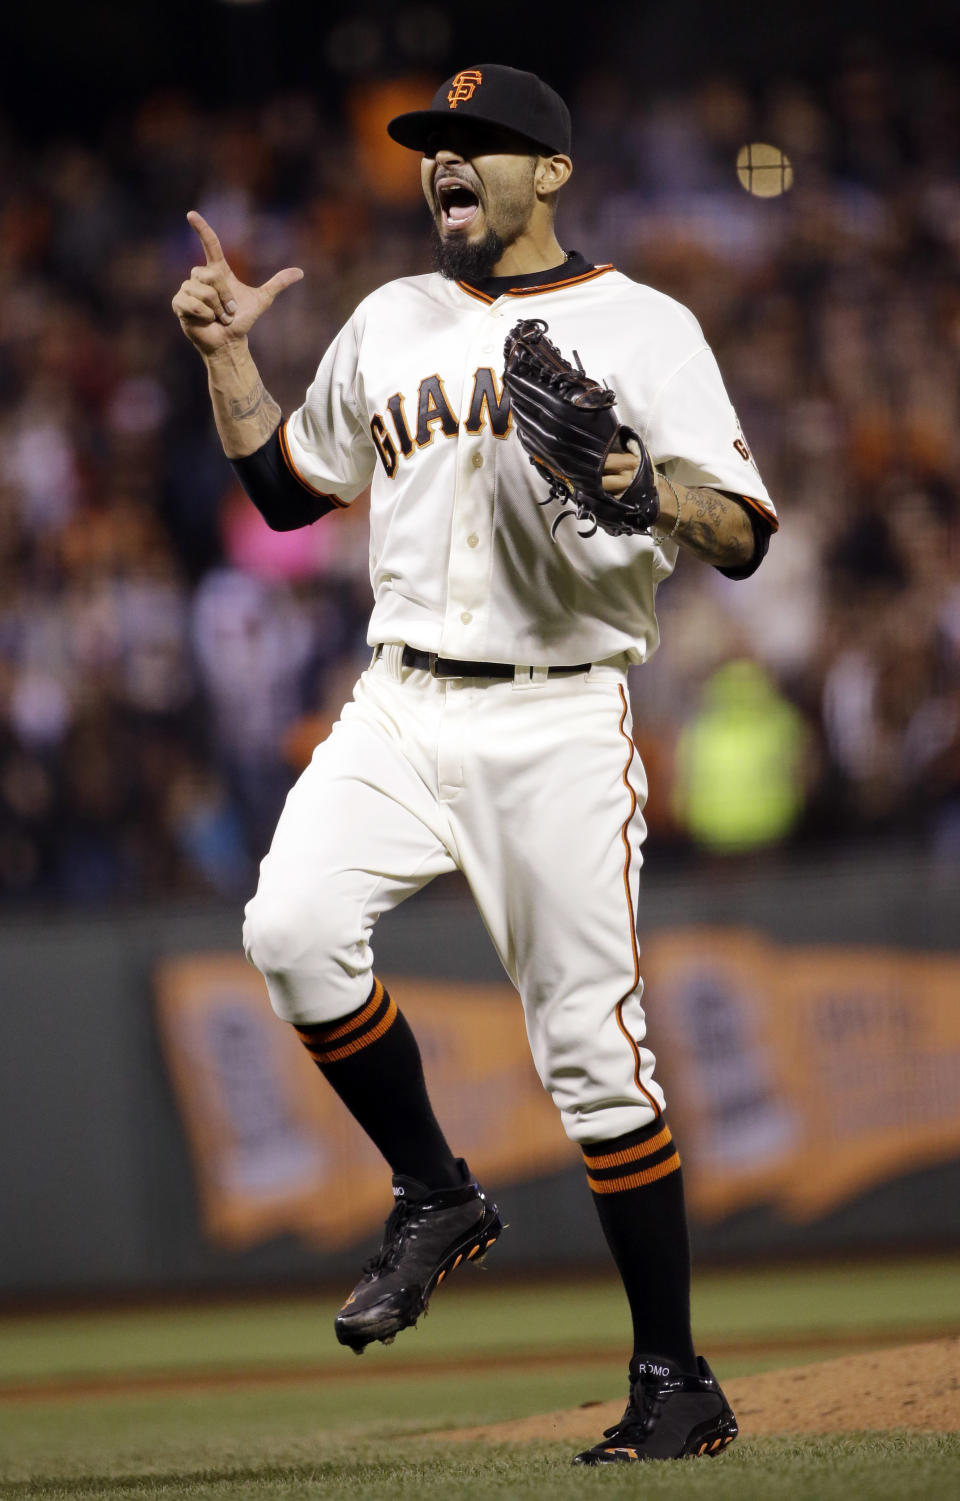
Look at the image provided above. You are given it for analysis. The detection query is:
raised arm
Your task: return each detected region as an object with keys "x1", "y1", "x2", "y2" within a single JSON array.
[{"x1": 171, "y1": 211, "x2": 303, "y2": 458}]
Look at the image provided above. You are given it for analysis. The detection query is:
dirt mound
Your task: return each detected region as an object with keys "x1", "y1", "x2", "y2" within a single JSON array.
[{"x1": 441, "y1": 1336, "x2": 960, "y2": 1444}]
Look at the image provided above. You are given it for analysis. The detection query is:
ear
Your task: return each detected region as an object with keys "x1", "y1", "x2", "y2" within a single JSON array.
[{"x1": 535, "y1": 154, "x2": 573, "y2": 201}]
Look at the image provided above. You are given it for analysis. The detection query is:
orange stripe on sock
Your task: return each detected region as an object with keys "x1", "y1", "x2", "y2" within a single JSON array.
[
  {"x1": 309, "y1": 996, "x2": 398, "y2": 1064},
  {"x1": 586, "y1": 1151, "x2": 681, "y2": 1195},
  {"x1": 305, "y1": 980, "x2": 385, "y2": 1046},
  {"x1": 582, "y1": 1124, "x2": 673, "y2": 1171}
]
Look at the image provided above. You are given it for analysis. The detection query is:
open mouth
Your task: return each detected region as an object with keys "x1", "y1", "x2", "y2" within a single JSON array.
[{"x1": 436, "y1": 177, "x2": 481, "y2": 231}]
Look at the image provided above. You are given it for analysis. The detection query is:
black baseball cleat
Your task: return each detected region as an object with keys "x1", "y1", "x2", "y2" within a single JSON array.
[
  {"x1": 572, "y1": 1355, "x2": 738, "y2": 1464},
  {"x1": 334, "y1": 1160, "x2": 502, "y2": 1353}
]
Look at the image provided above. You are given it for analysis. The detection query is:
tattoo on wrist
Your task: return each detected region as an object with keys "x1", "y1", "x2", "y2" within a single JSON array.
[
  {"x1": 230, "y1": 380, "x2": 280, "y2": 438},
  {"x1": 231, "y1": 380, "x2": 266, "y2": 419}
]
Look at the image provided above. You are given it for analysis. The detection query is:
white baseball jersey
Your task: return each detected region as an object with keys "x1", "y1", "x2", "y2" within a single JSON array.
[
  {"x1": 244, "y1": 257, "x2": 778, "y2": 1144},
  {"x1": 281, "y1": 263, "x2": 776, "y2": 667}
]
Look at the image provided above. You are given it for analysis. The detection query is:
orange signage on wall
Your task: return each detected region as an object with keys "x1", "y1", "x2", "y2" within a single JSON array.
[
  {"x1": 155, "y1": 934, "x2": 960, "y2": 1251},
  {"x1": 642, "y1": 929, "x2": 960, "y2": 1222},
  {"x1": 154, "y1": 955, "x2": 576, "y2": 1250}
]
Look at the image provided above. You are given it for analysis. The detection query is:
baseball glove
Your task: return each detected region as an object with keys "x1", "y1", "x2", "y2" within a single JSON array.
[{"x1": 502, "y1": 317, "x2": 660, "y2": 539}]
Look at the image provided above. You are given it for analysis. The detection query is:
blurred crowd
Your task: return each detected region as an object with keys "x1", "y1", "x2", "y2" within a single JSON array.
[{"x1": 1, "y1": 44, "x2": 959, "y2": 905}]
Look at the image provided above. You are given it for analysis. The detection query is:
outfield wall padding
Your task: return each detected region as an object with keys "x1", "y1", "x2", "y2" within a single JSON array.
[{"x1": 0, "y1": 854, "x2": 958, "y2": 1297}]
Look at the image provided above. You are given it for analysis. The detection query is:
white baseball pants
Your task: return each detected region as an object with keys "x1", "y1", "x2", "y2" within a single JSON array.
[{"x1": 242, "y1": 646, "x2": 665, "y2": 1142}]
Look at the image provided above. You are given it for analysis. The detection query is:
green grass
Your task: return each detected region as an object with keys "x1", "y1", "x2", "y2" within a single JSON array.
[
  {"x1": 0, "y1": 1423, "x2": 956, "y2": 1501},
  {"x1": 1, "y1": 1259, "x2": 957, "y2": 1499},
  {"x1": 2, "y1": 1255, "x2": 957, "y2": 1387},
  {"x1": 1, "y1": 1376, "x2": 957, "y2": 1500}
]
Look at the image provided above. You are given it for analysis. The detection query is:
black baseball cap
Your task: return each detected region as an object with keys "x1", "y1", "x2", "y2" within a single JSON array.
[{"x1": 387, "y1": 64, "x2": 571, "y2": 157}]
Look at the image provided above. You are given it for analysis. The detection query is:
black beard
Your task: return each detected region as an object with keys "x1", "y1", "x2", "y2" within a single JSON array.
[{"x1": 430, "y1": 223, "x2": 506, "y2": 281}]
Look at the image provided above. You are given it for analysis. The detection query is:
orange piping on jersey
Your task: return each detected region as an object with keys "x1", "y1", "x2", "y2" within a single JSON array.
[
  {"x1": 586, "y1": 1151, "x2": 681, "y2": 1194},
  {"x1": 457, "y1": 265, "x2": 615, "y2": 304},
  {"x1": 505, "y1": 265, "x2": 615, "y2": 297},
  {"x1": 278, "y1": 419, "x2": 348, "y2": 506},
  {"x1": 457, "y1": 281, "x2": 496, "y2": 305},
  {"x1": 582, "y1": 1122, "x2": 673, "y2": 1171},
  {"x1": 737, "y1": 492, "x2": 779, "y2": 530},
  {"x1": 613, "y1": 683, "x2": 661, "y2": 1117}
]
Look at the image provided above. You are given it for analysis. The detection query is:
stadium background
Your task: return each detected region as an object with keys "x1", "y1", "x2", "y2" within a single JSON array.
[{"x1": 1, "y1": 0, "x2": 959, "y2": 1303}]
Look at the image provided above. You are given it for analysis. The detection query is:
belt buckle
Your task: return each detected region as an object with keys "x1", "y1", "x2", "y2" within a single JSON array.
[{"x1": 430, "y1": 654, "x2": 463, "y2": 680}]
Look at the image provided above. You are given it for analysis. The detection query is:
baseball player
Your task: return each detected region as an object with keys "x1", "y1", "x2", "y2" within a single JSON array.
[{"x1": 172, "y1": 63, "x2": 777, "y2": 1464}]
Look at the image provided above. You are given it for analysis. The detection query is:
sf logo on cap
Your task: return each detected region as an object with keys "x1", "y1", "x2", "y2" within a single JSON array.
[{"x1": 448, "y1": 70, "x2": 482, "y2": 108}]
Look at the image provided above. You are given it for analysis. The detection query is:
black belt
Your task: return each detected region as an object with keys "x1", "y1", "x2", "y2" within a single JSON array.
[{"x1": 375, "y1": 645, "x2": 591, "y2": 680}]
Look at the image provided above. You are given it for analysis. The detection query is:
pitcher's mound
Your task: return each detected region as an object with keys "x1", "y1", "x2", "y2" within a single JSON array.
[{"x1": 441, "y1": 1336, "x2": 959, "y2": 1444}]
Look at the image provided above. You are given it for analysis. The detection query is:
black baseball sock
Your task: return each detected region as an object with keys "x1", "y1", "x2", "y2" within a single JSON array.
[
  {"x1": 294, "y1": 979, "x2": 462, "y2": 1190},
  {"x1": 582, "y1": 1119, "x2": 697, "y2": 1373}
]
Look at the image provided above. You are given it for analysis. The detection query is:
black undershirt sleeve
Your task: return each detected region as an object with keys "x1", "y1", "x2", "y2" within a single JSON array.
[
  {"x1": 714, "y1": 497, "x2": 775, "y2": 581},
  {"x1": 233, "y1": 431, "x2": 773, "y2": 574},
  {"x1": 230, "y1": 427, "x2": 340, "y2": 532}
]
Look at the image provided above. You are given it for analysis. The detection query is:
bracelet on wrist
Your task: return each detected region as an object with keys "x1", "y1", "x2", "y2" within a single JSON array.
[{"x1": 652, "y1": 474, "x2": 682, "y2": 541}]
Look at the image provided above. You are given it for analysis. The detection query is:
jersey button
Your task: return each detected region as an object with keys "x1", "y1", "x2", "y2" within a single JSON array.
[
  {"x1": 471, "y1": 453, "x2": 484, "y2": 469},
  {"x1": 460, "y1": 611, "x2": 473, "y2": 625},
  {"x1": 467, "y1": 533, "x2": 479, "y2": 548}
]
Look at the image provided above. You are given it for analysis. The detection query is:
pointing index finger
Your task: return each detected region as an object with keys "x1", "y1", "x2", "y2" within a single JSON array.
[{"x1": 186, "y1": 210, "x2": 226, "y2": 268}]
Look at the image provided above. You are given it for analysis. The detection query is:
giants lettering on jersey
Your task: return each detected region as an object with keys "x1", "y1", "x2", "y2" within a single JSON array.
[{"x1": 370, "y1": 368, "x2": 512, "y2": 477}]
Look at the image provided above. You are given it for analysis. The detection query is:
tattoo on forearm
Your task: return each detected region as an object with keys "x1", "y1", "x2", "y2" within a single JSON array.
[
  {"x1": 676, "y1": 485, "x2": 753, "y2": 566},
  {"x1": 692, "y1": 490, "x2": 726, "y2": 527},
  {"x1": 230, "y1": 380, "x2": 280, "y2": 438}
]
